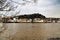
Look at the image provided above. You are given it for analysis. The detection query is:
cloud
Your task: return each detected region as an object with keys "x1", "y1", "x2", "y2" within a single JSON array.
[
  {"x1": 1, "y1": 0, "x2": 59, "y2": 18},
  {"x1": 54, "y1": 0, "x2": 60, "y2": 4}
]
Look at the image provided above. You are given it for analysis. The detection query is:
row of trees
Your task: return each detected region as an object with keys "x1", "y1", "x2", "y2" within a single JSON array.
[
  {"x1": 14, "y1": 13, "x2": 46, "y2": 23},
  {"x1": 15, "y1": 13, "x2": 46, "y2": 19}
]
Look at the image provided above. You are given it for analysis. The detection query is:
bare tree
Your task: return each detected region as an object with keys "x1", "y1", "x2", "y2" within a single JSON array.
[
  {"x1": 0, "y1": 0, "x2": 38, "y2": 16},
  {"x1": 0, "y1": 0, "x2": 14, "y2": 11}
]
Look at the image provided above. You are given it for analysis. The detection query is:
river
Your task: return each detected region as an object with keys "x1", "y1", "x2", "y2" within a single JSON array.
[{"x1": 0, "y1": 23, "x2": 60, "y2": 40}]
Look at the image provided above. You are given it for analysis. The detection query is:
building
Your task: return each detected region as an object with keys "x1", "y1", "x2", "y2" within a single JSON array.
[{"x1": 1, "y1": 13, "x2": 60, "y2": 23}]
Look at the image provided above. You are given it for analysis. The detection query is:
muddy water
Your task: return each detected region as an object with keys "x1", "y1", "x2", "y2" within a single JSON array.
[{"x1": 0, "y1": 23, "x2": 60, "y2": 40}]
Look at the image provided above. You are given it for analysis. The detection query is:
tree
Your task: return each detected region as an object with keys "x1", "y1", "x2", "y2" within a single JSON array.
[
  {"x1": 0, "y1": 0, "x2": 14, "y2": 11},
  {"x1": 0, "y1": 0, "x2": 38, "y2": 16}
]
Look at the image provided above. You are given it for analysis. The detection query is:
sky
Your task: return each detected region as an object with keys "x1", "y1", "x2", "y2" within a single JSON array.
[
  {"x1": 12, "y1": 0, "x2": 60, "y2": 18},
  {"x1": 1, "y1": 0, "x2": 60, "y2": 18}
]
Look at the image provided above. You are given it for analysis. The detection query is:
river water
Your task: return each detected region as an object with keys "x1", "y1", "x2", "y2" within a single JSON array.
[{"x1": 0, "y1": 23, "x2": 60, "y2": 40}]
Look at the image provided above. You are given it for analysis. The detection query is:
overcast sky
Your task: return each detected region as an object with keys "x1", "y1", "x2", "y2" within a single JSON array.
[
  {"x1": 12, "y1": 0, "x2": 60, "y2": 18},
  {"x1": 1, "y1": 0, "x2": 60, "y2": 18}
]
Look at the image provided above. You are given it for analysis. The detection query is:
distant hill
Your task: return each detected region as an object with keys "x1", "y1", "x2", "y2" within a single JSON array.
[{"x1": 14, "y1": 13, "x2": 46, "y2": 19}]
